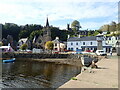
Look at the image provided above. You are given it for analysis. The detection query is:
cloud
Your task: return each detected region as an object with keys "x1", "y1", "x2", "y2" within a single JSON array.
[{"x1": 0, "y1": 0, "x2": 118, "y2": 29}]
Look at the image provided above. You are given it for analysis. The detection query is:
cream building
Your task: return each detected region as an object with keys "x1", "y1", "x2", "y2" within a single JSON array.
[
  {"x1": 52, "y1": 37, "x2": 66, "y2": 51},
  {"x1": 106, "y1": 36, "x2": 120, "y2": 49}
]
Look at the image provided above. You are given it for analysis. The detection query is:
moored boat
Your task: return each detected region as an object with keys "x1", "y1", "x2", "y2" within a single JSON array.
[{"x1": 3, "y1": 58, "x2": 16, "y2": 63}]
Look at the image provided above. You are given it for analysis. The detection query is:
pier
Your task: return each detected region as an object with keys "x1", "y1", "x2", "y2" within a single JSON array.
[{"x1": 58, "y1": 53, "x2": 118, "y2": 88}]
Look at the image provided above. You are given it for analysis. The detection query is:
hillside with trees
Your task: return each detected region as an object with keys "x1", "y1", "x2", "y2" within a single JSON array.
[
  {"x1": 99, "y1": 21, "x2": 120, "y2": 36},
  {"x1": 2, "y1": 23, "x2": 70, "y2": 42}
]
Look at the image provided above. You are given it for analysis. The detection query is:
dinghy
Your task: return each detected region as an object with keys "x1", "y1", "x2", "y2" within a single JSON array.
[{"x1": 3, "y1": 58, "x2": 16, "y2": 63}]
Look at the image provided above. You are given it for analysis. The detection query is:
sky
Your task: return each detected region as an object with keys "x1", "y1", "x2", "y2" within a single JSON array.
[{"x1": 0, "y1": 0, "x2": 119, "y2": 30}]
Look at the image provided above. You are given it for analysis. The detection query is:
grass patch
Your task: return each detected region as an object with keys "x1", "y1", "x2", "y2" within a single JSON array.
[{"x1": 71, "y1": 77, "x2": 77, "y2": 80}]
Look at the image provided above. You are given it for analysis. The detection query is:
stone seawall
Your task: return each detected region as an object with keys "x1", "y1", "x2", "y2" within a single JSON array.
[{"x1": 2, "y1": 52, "x2": 76, "y2": 59}]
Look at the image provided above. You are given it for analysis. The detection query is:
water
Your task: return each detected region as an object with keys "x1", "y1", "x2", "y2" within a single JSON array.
[{"x1": 2, "y1": 58, "x2": 81, "y2": 88}]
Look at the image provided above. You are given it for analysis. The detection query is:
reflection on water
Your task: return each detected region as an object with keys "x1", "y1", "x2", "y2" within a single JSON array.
[{"x1": 2, "y1": 58, "x2": 81, "y2": 88}]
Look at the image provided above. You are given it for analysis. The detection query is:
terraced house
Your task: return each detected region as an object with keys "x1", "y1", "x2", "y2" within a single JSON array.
[
  {"x1": 105, "y1": 36, "x2": 120, "y2": 52},
  {"x1": 67, "y1": 35, "x2": 112, "y2": 52}
]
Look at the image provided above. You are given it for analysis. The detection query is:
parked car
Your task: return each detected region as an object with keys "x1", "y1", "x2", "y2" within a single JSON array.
[
  {"x1": 26, "y1": 49, "x2": 32, "y2": 53},
  {"x1": 96, "y1": 50, "x2": 107, "y2": 56}
]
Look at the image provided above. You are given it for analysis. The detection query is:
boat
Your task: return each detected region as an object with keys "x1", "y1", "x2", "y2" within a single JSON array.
[
  {"x1": 81, "y1": 55, "x2": 98, "y2": 67},
  {"x1": 3, "y1": 58, "x2": 16, "y2": 63}
]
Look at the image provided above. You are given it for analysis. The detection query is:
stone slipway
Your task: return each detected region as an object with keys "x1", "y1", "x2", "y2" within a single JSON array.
[{"x1": 58, "y1": 54, "x2": 118, "y2": 88}]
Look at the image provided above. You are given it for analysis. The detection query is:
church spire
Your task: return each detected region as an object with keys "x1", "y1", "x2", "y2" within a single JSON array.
[{"x1": 46, "y1": 17, "x2": 49, "y2": 27}]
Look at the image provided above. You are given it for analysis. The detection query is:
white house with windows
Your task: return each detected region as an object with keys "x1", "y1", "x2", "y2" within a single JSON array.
[
  {"x1": 52, "y1": 37, "x2": 66, "y2": 51},
  {"x1": 105, "y1": 36, "x2": 120, "y2": 49},
  {"x1": 67, "y1": 36, "x2": 112, "y2": 52}
]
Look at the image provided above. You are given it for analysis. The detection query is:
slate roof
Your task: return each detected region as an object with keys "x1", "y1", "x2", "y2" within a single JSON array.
[{"x1": 67, "y1": 36, "x2": 96, "y2": 41}]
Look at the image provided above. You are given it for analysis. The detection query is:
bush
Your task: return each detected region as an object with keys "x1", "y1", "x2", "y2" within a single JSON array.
[
  {"x1": 20, "y1": 44, "x2": 28, "y2": 50},
  {"x1": 71, "y1": 77, "x2": 77, "y2": 80}
]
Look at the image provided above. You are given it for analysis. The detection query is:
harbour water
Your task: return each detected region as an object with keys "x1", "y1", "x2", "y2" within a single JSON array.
[{"x1": 2, "y1": 58, "x2": 81, "y2": 88}]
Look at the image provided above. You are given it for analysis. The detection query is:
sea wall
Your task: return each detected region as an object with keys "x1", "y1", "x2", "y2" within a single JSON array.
[{"x1": 2, "y1": 52, "x2": 78, "y2": 59}]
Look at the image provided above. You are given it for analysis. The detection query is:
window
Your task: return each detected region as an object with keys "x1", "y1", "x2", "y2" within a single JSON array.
[
  {"x1": 82, "y1": 48, "x2": 85, "y2": 51},
  {"x1": 76, "y1": 42, "x2": 78, "y2": 45},
  {"x1": 109, "y1": 37, "x2": 111, "y2": 40},
  {"x1": 71, "y1": 48, "x2": 73, "y2": 51},
  {"x1": 76, "y1": 48, "x2": 78, "y2": 50},
  {"x1": 68, "y1": 48, "x2": 70, "y2": 50},
  {"x1": 116, "y1": 37, "x2": 118, "y2": 40},
  {"x1": 83, "y1": 42, "x2": 85, "y2": 45},
  {"x1": 90, "y1": 42, "x2": 92, "y2": 45},
  {"x1": 55, "y1": 48, "x2": 57, "y2": 50},
  {"x1": 55, "y1": 43, "x2": 57, "y2": 46},
  {"x1": 71, "y1": 43, "x2": 73, "y2": 45}
]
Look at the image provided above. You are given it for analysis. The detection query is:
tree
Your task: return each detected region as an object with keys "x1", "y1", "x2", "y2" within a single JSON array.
[
  {"x1": 20, "y1": 44, "x2": 28, "y2": 50},
  {"x1": 71, "y1": 20, "x2": 81, "y2": 35},
  {"x1": 19, "y1": 30, "x2": 29, "y2": 39},
  {"x1": 109, "y1": 21, "x2": 116, "y2": 32},
  {"x1": 0, "y1": 42, "x2": 3, "y2": 46},
  {"x1": 45, "y1": 41, "x2": 54, "y2": 51},
  {"x1": 29, "y1": 30, "x2": 43, "y2": 40},
  {"x1": 99, "y1": 24, "x2": 109, "y2": 31}
]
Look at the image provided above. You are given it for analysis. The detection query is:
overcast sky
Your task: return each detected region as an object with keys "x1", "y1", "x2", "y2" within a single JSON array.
[{"x1": 0, "y1": 0, "x2": 119, "y2": 30}]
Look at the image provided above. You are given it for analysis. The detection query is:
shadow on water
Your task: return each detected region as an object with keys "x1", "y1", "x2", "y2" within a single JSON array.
[{"x1": 2, "y1": 58, "x2": 81, "y2": 88}]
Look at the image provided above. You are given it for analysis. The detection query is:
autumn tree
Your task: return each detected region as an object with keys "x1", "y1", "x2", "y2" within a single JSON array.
[
  {"x1": 45, "y1": 41, "x2": 54, "y2": 51},
  {"x1": 20, "y1": 43, "x2": 28, "y2": 50}
]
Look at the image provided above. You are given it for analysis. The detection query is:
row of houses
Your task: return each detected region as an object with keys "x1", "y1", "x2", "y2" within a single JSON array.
[
  {"x1": 18, "y1": 34, "x2": 119, "y2": 53},
  {"x1": 67, "y1": 34, "x2": 120, "y2": 52}
]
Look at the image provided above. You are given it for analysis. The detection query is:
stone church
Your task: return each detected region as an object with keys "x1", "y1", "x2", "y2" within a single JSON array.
[{"x1": 33, "y1": 17, "x2": 52, "y2": 49}]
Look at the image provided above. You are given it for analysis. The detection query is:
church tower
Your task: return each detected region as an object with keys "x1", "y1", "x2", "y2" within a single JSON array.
[
  {"x1": 46, "y1": 17, "x2": 49, "y2": 28},
  {"x1": 42, "y1": 17, "x2": 52, "y2": 48},
  {"x1": 35, "y1": 17, "x2": 52, "y2": 49}
]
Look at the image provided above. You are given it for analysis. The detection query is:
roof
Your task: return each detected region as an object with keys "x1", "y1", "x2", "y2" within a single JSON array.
[
  {"x1": 96, "y1": 33, "x2": 104, "y2": 36},
  {"x1": 18, "y1": 38, "x2": 28, "y2": 43},
  {"x1": 53, "y1": 39, "x2": 63, "y2": 43},
  {"x1": 106, "y1": 35, "x2": 120, "y2": 39},
  {"x1": 67, "y1": 36, "x2": 96, "y2": 41}
]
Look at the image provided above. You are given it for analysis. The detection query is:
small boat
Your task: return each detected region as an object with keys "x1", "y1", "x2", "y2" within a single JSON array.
[{"x1": 3, "y1": 58, "x2": 16, "y2": 63}]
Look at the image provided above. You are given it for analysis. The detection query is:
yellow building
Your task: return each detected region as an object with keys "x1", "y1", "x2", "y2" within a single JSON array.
[{"x1": 52, "y1": 37, "x2": 66, "y2": 51}]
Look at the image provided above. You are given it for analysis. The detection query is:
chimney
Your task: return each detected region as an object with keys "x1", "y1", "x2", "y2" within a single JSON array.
[
  {"x1": 56, "y1": 37, "x2": 59, "y2": 40},
  {"x1": 67, "y1": 24, "x2": 70, "y2": 30}
]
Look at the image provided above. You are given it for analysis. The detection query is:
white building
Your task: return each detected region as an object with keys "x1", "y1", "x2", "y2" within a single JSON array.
[
  {"x1": 67, "y1": 36, "x2": 112, "y2": 52},
  {"x1": 0, "y1": 46, "x2": 14, "y2": 52},
  {"x1": 52, "y1": 37, "x2": 66, "y2": 51},
  {"x1": 18, "y1": 38, "x2": 28, "y2": 46},
  {"x1": 106, "y1": 36, "x2": 120, "y2": 48}
]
